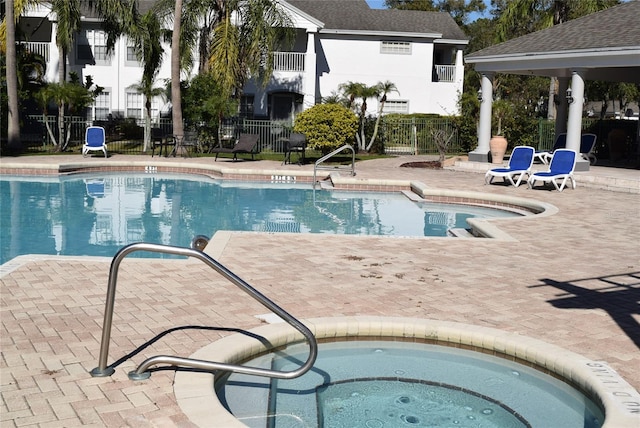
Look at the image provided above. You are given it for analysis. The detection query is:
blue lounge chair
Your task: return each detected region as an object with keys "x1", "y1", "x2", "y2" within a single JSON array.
[
  {"x1": 485, "y1": 145, "x2": 535, "y2": 187},
  {"x1": 83, "y1": 126, "x2": 107, "y2": 158},
  {"x1": 534, "y1": 133, "x2": 566, "y2": 164},
  {"x1": 85, "y1": 179, "x2": 105, "y2": 198},
  {"x1": 527, "y1": 149, "x2": 577, "y2": 191},
  {"x1": 579, "y1": 133, "x2": 597, "y2": 165}
]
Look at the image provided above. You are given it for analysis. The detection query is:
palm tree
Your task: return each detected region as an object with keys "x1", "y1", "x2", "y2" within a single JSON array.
[
  {"x1": 2, "y1": 0, "x2": 42, "y2": 150},
  {"x1": 129, "y1": 80, "x2": 166, "y2": 152},
  {"x1": 338, "y1": 81, "x2": 364, "y2": 110},
  {"x1": 367, "y1": 80, "x2": 398, "y2": 151},
  {"x1": 126, "y1": 10, "x2": 165, "y2": 152},
  {"x1": 208, "y1": 0, "x2": 294, "y2": 101},
  {"x1": 339, "y1": 81, "x2": 380, "y2": 151},
  {"x1": 50, "y1": 0, "x2": 81, "y2": 151},
  {"x1": 171, "y1": 0, "x2": 184, "y2": 142}
]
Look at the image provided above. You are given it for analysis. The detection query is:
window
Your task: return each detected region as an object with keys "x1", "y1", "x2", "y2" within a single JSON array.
[
  {"x1": 127, "y1": 45, "x2": 137, "y2": 62},
  {"x1": 239, "y1": 95, "x2": 255, "y2": 119},
  {"x1": 93, "y1": 92, "x2": 110, "y2": 120},
  {"x1": 380, "y1": 41, "x2": 411, "y2": 55},
  {"x1": 383, "y1": 100, "x2": 409, "y2": 114},
  {"x1": 126, "y1": 92, "x2": 143, "y2": 119},
  {"x1": 77, "y1": 29, "x2": 109, "y2": 64}
]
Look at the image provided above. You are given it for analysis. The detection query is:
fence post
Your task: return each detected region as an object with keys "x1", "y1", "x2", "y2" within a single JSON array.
[{"x1": 412, "y1": 118, "x2": 417, "y2": 155}]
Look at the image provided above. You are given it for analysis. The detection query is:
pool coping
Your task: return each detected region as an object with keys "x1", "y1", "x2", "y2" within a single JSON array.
[
  {"x1": 0, "y1": 160, "x2": 557, "y2": 241},
  {"x1": 173, "y1": 316, "x2": 640, "y2": 428}
]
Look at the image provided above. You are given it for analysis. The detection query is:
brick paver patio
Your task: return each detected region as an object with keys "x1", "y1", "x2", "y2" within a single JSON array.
[{"x1": 1, "y1": 154, "x2": 638, "y2": 427}]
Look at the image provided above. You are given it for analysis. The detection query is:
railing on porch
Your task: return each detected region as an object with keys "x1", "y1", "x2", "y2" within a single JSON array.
[
  {"x1": 18, "y1": 41, "x2": 50, "y2": 61},
  {"x1": 272, "y1": 52, "x2": 305, "y2": 72},
  {"x1": 434, "y1": 65, "x2": 456, "y2": 82}
]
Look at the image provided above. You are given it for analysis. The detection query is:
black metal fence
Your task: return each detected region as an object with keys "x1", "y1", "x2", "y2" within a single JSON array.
[{"x1": 13, "y1": 115, "x2": 639, "y2": 162}]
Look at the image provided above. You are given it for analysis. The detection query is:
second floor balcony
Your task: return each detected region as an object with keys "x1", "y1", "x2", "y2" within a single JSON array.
[
  {"x1": 272, "y1": 52, "x2": 305, "y2": 72},
  {"x1": 18, "y1": 41, "x2": 50, "y2": 61},
  {"x1": 434, "y1": 65, "x2": 456, "y2": 83}
]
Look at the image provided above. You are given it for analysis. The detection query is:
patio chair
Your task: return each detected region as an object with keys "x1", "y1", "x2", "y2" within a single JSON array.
[
  {"x1": 211, "y1": 133, "x2": 259, "y2": 161},
  {"x1": 171, "y1": 130, "x2": 202, "y2": 157},
  {"x1": 217, "y1": 124, "x2": 237, "y2": 149},
  {"x1": 527, "y1": 149, "x2": 577, "y2": 191},
  {"x1": 484, "y1": 145, "x2": 535, "y2": 187},
  {"x1": 534, "y1": 133, "x2": 566, "y2": 164},
  {"x1": 579, "y1": 133, "x2": 597, "y2": 165},
  {"x1": 82, "y1": 126, "x2": 107, "y2": 158},
  {"x1": 151, "y1": 127, "x2": 174, "y2": 157},
  {"x1": 282, "y1": 132, "x2": 307, "y2": 165}
]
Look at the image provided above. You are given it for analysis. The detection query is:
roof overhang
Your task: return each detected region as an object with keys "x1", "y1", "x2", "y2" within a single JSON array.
[
  {"x1": 435, "y1": 38, "x2": 469, "y2": 46},
  {"x1": 466, "y1": 47, "x2": 640, "y2": 83},
  {"x1": 319, "y1": 29, "x2": 442, "y2": 39}
]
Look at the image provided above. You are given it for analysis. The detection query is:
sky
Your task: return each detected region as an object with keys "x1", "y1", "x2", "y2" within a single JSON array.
[{"x1": 365, "y1": 0, "x2": 493, "y2": 20}]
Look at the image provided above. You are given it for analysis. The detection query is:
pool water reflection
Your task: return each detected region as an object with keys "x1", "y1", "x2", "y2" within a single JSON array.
[{"x1": 0, "y1": 173, "x2": 519, "y2": 264}]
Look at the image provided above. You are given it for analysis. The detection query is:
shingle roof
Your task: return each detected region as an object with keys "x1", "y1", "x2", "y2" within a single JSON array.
[
  {"x1": 467, "y1": 1, "x2": 640, "y2": 58},
  {"x1": 80, "y1": 0, "x2": 467, "y2": 42},
  {"x1": 80, "y1": 1, "x2": 156, "y2": 18},
  {"x1": 286, "y1": 0, "x2": 468, "y2": 41}
]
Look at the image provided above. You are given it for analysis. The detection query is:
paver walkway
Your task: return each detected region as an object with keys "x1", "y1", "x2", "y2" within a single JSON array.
[{"x1": 1, "y1": 155, "x2": 639, "y2": 427}]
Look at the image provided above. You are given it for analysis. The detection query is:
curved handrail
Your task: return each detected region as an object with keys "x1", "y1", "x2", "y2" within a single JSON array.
[
  {"x1": 313, "y1": 144, "x2": 356, "y2": 188},
  {"x1": 90, "y1": 242, "x2": 317, "y2": 381}
]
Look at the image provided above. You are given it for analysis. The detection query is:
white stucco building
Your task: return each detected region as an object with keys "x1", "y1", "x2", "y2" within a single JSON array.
[{"x1": 17, "y1": 0, "x2": 468, "y2": 122}]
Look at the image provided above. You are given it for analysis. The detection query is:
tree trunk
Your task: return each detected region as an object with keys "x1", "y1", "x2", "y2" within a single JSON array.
[
  {"x1": 143, "y1": 98, "x2": 151, "y2": 152},
  {"x1": 5, "y1": 0, "x2": 22, "y2": 150},
  {"x1": 171, "y1": 0, "x2": 184, "y2": 140},
  {"x1": 366, "y1": 102, "x2": 385, "y2": 152},
  {"x1": 56, "y1": 45, "x2": 67, "y2": 152}
]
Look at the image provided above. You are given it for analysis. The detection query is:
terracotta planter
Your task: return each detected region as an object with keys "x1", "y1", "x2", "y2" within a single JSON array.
[{"x1": 490, "y1": 135, "x2": 508, "y2": 164}]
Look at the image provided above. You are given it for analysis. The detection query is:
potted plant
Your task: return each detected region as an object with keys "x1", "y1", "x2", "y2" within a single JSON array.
[{"x1": 490, "y1": 99, "x2": 510, "y2": 164}]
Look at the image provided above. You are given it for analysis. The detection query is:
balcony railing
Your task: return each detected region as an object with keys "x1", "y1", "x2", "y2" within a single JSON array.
[
  {"x1": 272, "y1": 52, "x2": 305, "y2": 72},
  {"x1": 434, "y1": 65, "x2": 456, "y2": 83},
  {"x1": 18, "y1": 41, "x2": 50, "y2": 61}
]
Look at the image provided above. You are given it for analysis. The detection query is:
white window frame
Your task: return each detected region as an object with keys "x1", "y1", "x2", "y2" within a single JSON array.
[
  {"x1": 77, "y1": 29, "x2": 110, "y2": 65},
  {"x1": 93, "y1": 91, "x2": 111, "y2": 121},
  {"x1": 126, "y1": 92, "x2": 143, "y2": 119},
  {"x1": 380, "y1": 41, "x2": 411, "y2": 55},
  {"x1": 125, "y1": 38, "x2": 141, "y2": 66},
  {"x1": 382, "y1": 100, "x2": 409, "y2": 114}
]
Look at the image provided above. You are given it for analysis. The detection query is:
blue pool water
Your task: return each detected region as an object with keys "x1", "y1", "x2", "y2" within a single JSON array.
[
  {"x1": 0, "y1": 174, "x2": 519, "y2": 264},
  {"x1": 218, "y1": 341, "x2": 604, "y2": 428}
]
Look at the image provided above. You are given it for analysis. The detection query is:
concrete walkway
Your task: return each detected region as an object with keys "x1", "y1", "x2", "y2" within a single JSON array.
[{"x1": 1, "y1": 154, "x2": 639, "y2": 427}]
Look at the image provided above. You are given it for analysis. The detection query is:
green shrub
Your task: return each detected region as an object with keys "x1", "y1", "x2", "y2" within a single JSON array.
[{"x1": 293, "y1": 104, "x2": 358, "y2": 154}]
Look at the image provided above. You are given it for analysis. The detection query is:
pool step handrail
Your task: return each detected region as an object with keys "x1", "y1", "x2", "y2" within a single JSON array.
[
  {"x1": 313, "y1": 144, "x2": 356, "y2": 188},
  {"x1": 90, "y1": 242, "x2": 318, "y2": 381}
]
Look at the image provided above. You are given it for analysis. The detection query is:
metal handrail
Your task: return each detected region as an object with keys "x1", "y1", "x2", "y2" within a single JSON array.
[
  {"x1": 313, "y1": 144, "x2": 356, "y2": 188},
  {"x1": 90, "y1": 242, "x2": 318, "y2": 381}
]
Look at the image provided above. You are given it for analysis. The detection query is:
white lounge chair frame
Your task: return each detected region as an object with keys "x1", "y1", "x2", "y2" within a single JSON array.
[
  {"x1": 485, "y1": 145, "x2": 535, "y2": 187},
  {"x1": 83, "y1": 126, "x2": 107, "y2": 158},
  {"x1": 528, "y1": 149, "x2": 577, "y2": 191}
]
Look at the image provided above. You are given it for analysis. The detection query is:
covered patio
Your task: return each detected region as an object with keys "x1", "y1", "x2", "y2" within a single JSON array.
[{"x1": 465, "y1": 1, "x2": 640, "y2": 171}]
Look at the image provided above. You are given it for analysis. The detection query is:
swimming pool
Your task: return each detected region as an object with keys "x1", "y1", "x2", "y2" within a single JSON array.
[{"x1": 0, "y1": 173, "x2": 521, "y2": 264}]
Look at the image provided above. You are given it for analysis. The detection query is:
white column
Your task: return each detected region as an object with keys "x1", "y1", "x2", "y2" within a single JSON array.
[
  {"x1": 469, "y1": 72, "x2": 493, "y2": 162},
  {"x1": 303, "y1": 31, "x2": 317, "y2": 107},
  {"x1": 47, "y1": 23, "x2": 60, "y2": 83},
  {"x1": 566, "y1": 69, "x2": 590, "y2": 171}
]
